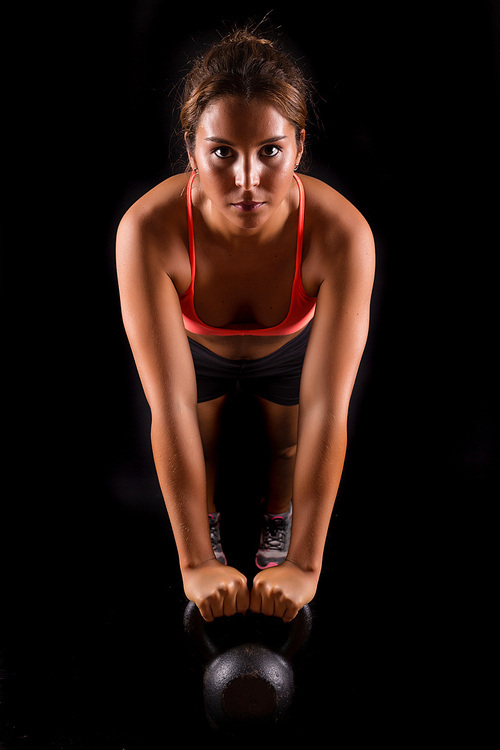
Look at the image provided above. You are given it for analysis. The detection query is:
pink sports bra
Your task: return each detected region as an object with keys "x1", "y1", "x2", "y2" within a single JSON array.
[{"x1": 179, "y1": 170, "x2": 317, "y2": 336}]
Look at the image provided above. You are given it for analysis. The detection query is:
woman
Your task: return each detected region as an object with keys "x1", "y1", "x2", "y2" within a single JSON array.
[{"x1": 116, "y1": 28, "x2": 375, "y2": 623}]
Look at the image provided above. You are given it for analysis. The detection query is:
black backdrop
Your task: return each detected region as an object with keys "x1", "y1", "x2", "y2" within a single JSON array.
[{"x1": 2, "y1": 1, "x2": 498, "y2": 747}]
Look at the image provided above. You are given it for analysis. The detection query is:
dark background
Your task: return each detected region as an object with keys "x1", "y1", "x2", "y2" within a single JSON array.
[{"x1": 2, "y1": 1, "x2": 498, "y2": 747}]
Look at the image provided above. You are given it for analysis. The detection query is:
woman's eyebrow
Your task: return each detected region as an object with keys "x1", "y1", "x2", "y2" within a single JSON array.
[
  {"x1": 258, "y1": 135, "x2": 288, "y2": 146},
  {"x1": 204, "y1": 137, "x2": 236, "y2": 145},
  {"x1": 204, "y1": 135, "x2": 288, "y2": 146}
]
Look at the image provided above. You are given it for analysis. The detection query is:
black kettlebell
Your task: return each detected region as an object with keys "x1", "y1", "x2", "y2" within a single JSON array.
[{"x1": 184, "y1": 602, "x2": 312, "y2": 731}]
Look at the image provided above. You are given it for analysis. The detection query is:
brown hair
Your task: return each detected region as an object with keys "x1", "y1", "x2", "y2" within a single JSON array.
[{"x1": 180, "y1": 27, "x2": 312, "y2": 162}]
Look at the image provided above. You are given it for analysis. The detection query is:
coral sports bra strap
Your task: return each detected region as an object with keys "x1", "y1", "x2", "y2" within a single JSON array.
[
  {"x1": 179, "y1": 171, "x2": 316, "y2": 337},
  {"x1": 186, "y1": 170, "x2": 196, "y2": 291}
]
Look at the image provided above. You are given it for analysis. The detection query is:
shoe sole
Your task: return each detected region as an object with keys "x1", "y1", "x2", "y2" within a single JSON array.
[{"x1": 255, "y1": 556, "x2": 279, "y2": 570}]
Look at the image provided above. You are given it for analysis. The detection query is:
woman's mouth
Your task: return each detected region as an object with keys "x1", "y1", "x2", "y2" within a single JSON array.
[{"x1": 231, "y1": 201, "x2": 266, "y2": 212}]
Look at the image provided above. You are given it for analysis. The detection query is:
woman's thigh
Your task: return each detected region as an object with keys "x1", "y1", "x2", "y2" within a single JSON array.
[
  {"x1": 196, "y1": 394, "x2": 228, "y2": 458},
  {"x1": 257, "y1": 397, "x2": 299, "y2": 455}
]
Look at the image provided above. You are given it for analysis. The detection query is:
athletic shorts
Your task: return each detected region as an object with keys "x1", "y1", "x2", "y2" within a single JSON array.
[{"x1": 188, "y1": 320, "x2": 313, "y2": 406}]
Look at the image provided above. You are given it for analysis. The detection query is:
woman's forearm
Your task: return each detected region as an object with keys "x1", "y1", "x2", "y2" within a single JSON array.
[
  {"x1": 288, "y1": 406, "x2": 348, "y2": 574},
  {"x1": 150, "y1": 405, "x2": 214, "y2": 571}
]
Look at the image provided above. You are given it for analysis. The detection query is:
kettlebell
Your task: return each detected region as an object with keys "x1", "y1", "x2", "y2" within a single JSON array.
[{"x1": 184, "y1": 602, "x2": 312, "y2": 731}]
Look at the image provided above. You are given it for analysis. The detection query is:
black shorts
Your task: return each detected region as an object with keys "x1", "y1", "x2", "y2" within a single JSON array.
[{"x1": 188, "y1": 320, "x2": 313, "y2": 406}]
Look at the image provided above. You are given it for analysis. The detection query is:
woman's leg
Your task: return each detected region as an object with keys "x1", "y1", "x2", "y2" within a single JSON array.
[
  {"x1": 257, "y1": 397, "x2": 299, "y2": 514},
  {"x1": 196, "y1": 395, "x2": 228, "y2": 513}
]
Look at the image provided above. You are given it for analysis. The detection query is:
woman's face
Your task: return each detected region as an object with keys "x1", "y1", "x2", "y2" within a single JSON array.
[{"x1": 187, "y1": 96, "x2": 305, "y2": 232}]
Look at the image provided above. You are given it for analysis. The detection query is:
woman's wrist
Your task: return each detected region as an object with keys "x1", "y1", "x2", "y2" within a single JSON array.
[
  {"x1": 181, "y1": 555, "x2": 218, "y2": 573},
  {"x1": 284, "y1": 556, "x2": 321, "y2": 580}
]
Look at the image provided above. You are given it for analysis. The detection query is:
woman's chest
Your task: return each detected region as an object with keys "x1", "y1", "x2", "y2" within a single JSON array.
[{"x1": 193, "y1": 240, "x2": 298, "y2": 328}]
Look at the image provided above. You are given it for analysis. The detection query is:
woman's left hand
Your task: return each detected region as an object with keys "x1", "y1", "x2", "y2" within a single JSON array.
[{"x1": 249, "y1": 560, "x2": 318, "y2": 622}]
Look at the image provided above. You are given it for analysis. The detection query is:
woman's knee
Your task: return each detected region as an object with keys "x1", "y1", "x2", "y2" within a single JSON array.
[{"x1": 257, "y1": 398, "x2": 299, "y2": 457}]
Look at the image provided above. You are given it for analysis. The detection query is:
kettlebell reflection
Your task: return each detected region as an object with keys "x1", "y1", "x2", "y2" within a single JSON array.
[{"x1": 184, "y1": 602, "x2": 312, "y2": 732}]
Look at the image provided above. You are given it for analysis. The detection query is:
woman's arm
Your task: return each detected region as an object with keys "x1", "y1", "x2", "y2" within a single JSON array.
[
  {"x1": 250, "y1": 218, "x2": 376, "y2": 621},
  {"x1": 116, "y1": 210, "x2": 249, "y2": 621}
]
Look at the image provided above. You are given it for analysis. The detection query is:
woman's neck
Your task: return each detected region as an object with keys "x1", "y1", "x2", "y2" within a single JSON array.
[{"x1": 193, "y1": 179, "x2": 299, "y2": 253}]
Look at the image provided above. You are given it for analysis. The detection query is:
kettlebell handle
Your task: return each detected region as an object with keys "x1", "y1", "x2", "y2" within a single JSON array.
[
  {"x1": 281, "y1": 603, "x2": 313, "y2": 658},
  {"x1": 183, "y1": 602, "x2": 312, "y2": 661},
  {"x1": 184, "y1": 601, "x2": 219, "y2": 661}
]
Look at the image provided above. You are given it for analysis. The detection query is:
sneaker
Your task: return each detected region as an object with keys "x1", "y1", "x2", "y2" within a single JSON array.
[
  {"x1": 208, "y1": 512, "x2": 227, "y2": 565},
  {"x1": 255, "y1": 502, "x2": 293, "y2": 570}
]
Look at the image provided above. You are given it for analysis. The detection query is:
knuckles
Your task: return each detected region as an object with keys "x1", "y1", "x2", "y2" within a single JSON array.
[
  {"x1": 193, "y1": 568, "x2": 305, "y2": 622},
  {"x1": 206, "y1": 573, "x2": 248, "y2": 604}
]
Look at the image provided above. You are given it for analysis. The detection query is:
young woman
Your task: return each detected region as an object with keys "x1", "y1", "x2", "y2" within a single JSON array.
[{"x1": 116, "y1": 28, "x2": 375, "y2": 623}]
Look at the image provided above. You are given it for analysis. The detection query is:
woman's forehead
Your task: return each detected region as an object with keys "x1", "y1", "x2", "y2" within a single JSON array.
[{"x1": 196, "y1": 96, "x2": 295, "y2": 144}]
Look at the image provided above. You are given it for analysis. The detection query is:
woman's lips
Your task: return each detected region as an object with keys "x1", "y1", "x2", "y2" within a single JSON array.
[{"x1": 231, "y1": 201, "x2": 265, "y2": 212}]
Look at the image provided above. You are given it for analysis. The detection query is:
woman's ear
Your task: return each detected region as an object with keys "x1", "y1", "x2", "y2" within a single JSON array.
[
  {"x1": 293, "y1": 129, "x2": 306, "y2": 171},
  {"x1": 184, "y1": 132, "x2": 197, "y2": 171},
  {"x1": 296, "y1": 128, "x2": 306, "y2": 166}
]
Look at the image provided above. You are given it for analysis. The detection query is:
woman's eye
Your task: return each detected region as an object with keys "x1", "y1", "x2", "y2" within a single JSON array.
[
  {"x1": 213, "y1": 146, "x2": 233, "y2": 159},
  {"x1": 262, "y1": 145, "x2": 281, "y2": 157},
  {"x1": 212, "y1": 144, "x2": 281, "y2": 159}
]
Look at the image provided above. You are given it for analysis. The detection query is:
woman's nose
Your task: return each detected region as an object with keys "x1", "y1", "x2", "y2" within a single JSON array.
[{"x1": 234, "y1": 158, "x2": 260, "y2": 190}]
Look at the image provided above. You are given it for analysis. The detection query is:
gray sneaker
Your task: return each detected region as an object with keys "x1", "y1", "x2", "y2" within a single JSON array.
[
  {"x1": 255, "y1": 503, "x2": 292, "y2": 569},
  {"x1": 208, "y1": 512, "x2": 227, "y2": 565}
]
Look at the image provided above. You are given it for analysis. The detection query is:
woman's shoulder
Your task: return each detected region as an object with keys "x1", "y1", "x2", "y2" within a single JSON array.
[
  {"x1": 118, "y1": 172, "x2": 191, "y2": 238},
  {"x1": 116, "y1": 173, "x2": 192, "y2": 291},
  {"x1": 300, "y1": 173, "x2": 372, "y2": 245},
  {"x1": 299, "y1": 174, "x2": 375, "y2": 292}
]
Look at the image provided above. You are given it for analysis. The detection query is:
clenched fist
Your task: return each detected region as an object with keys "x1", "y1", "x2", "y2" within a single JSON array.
[
  {"x1": 250, "y1": 560, "x2": 318, "y2": 622},
  {"x1": 182, "y1": 559, "x2": 250, "y2": 622}
]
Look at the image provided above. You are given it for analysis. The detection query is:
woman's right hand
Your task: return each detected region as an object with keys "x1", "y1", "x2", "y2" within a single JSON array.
[{"x1": 182, "y1": 559, "x2": 250, "y2": 622}]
